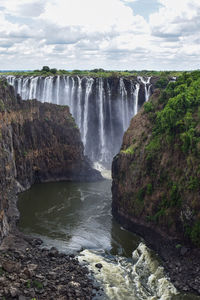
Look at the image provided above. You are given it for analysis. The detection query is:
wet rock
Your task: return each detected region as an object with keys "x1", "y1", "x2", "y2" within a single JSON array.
[
  {"x1": 95, "y1": 263, "x2": 103, "y2": 269},
  {"x1": 49, "y1": 246, "x2": 59, "y2": 257},
  {"x1": 180, "y1": 247, "x2": 188, "y2": 256}
]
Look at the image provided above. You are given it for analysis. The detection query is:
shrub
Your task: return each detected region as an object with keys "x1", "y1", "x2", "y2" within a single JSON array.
[
  {"x1": 155, "y1": 76, "x2": 169, "y2": 89},
  {"x1": 146, "y1": 183, "x2": 153, "y2": 195},
  {"x1": 144, "y1": 102, "x2": 154, "y2": 113},
  {"x1": 42, "y1": 66, "x2": 50, "y2": 72}
]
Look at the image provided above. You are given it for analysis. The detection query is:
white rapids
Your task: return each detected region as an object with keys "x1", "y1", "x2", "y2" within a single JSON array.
[{"x1": 79, "y1": 243, "x2": 178, "y2": 300}]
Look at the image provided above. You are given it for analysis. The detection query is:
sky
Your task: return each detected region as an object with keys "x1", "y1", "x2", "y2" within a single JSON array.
[{"x1": 0, "y1": 0, "x2": 200, "y2": 70}]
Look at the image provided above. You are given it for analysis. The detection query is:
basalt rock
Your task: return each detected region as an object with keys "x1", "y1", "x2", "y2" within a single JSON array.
[
  {"x1": 0, "y1": 78, "x2": 101, "y2": 243},
  {"x1": 111, "y1": 83, "x2": 200, "y2": 294}
]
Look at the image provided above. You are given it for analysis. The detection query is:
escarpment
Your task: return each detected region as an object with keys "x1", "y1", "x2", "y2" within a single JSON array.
[
  {"x1": 0, "y1": 79, "x2": 101, "y2": 242},
  {"x1": 112, "y1": 71, "x2": 200, "y2": 248},
  {"x1": 6, "y1": 74, "x2": 155, "y2": 167}
]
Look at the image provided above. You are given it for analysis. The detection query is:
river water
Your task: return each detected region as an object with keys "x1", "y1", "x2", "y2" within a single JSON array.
[{"x1": 18, "y1": 178, "x2": 200, "y2": 300}]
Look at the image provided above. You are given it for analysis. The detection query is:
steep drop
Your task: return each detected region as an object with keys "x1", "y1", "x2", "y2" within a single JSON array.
[
  {"x1": 6, "y1": 75, "x2": 152, "y2": 167},
  {"x1": 0, "y1": 78, "x2": 100, "y2": 242}
]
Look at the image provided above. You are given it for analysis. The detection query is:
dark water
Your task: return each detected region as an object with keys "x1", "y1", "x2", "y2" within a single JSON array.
[
  {"x1": 18, "y1": 179, "x2": 200, "y2": 300},
  {"x1": 18, "y1": 179, "x2": 140, "y2": 256}
]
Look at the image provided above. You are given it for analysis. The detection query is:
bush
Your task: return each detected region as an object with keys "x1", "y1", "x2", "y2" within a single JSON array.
[
  {"x1": 42, "y1": 66, "x2": 50, "y2": 72},
  {"x1": 144, "y1": 102, "x2": 154, "y2": 113},
  {"x1": 50, "y1": 68, "x2": 57, "y2": 74},
  {"x1": 155, "y1": 76, "x2": 169, "y2": 89},
  {"x1": 190, "y1": 220, "x2": 200, "y2": 245}
]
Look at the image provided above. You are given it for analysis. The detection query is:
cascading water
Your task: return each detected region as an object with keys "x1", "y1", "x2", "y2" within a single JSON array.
[
  {"x1": 5, "y1": 75, "x2": 151, "y2": 167},
  {"x1": 138, "y1": 76, "x2": 152, "y2": 102}
]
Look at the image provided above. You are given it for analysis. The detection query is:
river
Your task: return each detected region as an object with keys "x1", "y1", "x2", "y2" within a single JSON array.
[{"x1": 18, "y1": 178, "x2": 200, "y2": 300}]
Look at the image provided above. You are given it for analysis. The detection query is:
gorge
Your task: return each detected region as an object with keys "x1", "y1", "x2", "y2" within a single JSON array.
[
  {"x1": 6, "y1": 74, "x2": 153, "y2": 167},
  {"x1": 0, "y1": 73, "x2": 200, "y2": 299}
]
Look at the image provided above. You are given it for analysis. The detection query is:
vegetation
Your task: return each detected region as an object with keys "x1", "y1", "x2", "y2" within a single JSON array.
[
  {"x1": 143, "y1": 70, "x2": 200, "y2": 245},
  {"x1": 0, "y1": 66, "x2": 188, "y2": 78},
  {"x1": 0, "y1": 99, "x2": 5, "y2": 112},
  {"x1": 151, "y1": 71, "x2": 200, "y2": 154},
  {"x1": 121, "y1": 144, "x2": 136, "y2": 155}
]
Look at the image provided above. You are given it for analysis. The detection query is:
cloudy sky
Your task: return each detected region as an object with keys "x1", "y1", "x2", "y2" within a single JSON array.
[{"x1": 0, "y1": 0, "x2": 200, "y2": 70}]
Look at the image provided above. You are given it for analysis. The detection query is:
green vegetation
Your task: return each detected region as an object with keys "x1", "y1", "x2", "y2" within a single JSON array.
[
  {"x1": 33, "y1": 280, "x2": 43, "y2": 290},
  {"x1": 26, "y1": 279, "x2": 31, "y2": 288},
  {"x1": 0, "y1": 99, "x2": 5, "y2": 112},
  {"x1": 121, "y1": 144, "x2": 136, "y2": 155},
  {"x1": 137, "y1": 188, "x2": 145, "y2": 202},
  {"x1": 154, "y1": 71, "x2": 200, "y2": 141},
  {"x1": 144, "y1": 102, "x2": 154, "y2": 113},
  {"x1": 145, "y1": 136, "x2": 161, "y2": 161},
  {"x1": 190, "y1": 220, "x2": 200, "y2": 246},
  {"x1": 155, "y1": 75, "x2": 169, "y2": 89},
  {"x1": 26, "y1": 279, "x2": 43, "y2": 290},
  {"x1": 144, "y1": 71, "x2": 200, "y2": 158},
  {"x1": 142, "y1": 70, "x2": 200, "y2": 245},
  {"x1": 146, "y1": 183, "x2": 153, "y2": 195},
  {"x1": 0, "y1": 66, "x2": 186, "y2": 78}
]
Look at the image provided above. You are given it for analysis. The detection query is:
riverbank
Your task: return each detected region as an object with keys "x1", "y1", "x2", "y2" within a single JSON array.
[
  {"x1": 113, "y1": 209, "x2": 200, "y2": 296},
  {"x1": 0, "y1": 78, "x2": 103, "y2": 299},
  {"x1": 0, "y1": 231, "x2": 101, "y2": 300}
]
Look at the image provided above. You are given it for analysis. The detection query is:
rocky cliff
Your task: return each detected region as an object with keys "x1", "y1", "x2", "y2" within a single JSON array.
[
  {"x1": 0, "y1": 78, "x2": 101, "y2": 243},
  {"x1": 112, "y1": 71, "x2": 200, "y2": 293},
  {"x1": 112, "y1": 71, "x2": 200, "y2": 247},
  {"x1": 6, "y1": 74, "x2": 155, "y2": 167}
]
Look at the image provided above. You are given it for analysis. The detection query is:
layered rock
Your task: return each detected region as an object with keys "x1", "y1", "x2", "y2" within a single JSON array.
[
  {"x1": 112, "y1": 73, "x2": 200, "y2": 246},
  {"x1": 112, "y1": 79, "x2": 200, "y2": 293},
  {"x1": 0, "y1": 78, "x2": 101, "y2": 243},
  {"x1": 6, "y1": 75, "x2": 154, "y2": 167}
]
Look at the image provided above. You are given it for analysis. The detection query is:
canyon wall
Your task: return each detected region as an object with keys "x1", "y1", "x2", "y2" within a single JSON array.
[
  {"x1": 112, "y1": 72, "x2": 200, "y2": 247},
  {"x1": 6, "y1": 75, "x2": 153, "y2": 167},
  {"x1": 0, "y1": 79, "x2": 101, "y2": 242}
]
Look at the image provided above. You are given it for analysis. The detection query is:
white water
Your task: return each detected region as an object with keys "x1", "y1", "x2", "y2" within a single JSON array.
[
  {"x1": 138, "y1": 76, "x2": 152, "y2": 102},
  {"x1": 79, "y1": 243, "x2": 178, "y2": 300},
  {"x1": 93, "y1": 162, "x2": 111, "y2": 179},
  {"x1": 5, "y1": 75, "x2": 151, "y2": 167}
]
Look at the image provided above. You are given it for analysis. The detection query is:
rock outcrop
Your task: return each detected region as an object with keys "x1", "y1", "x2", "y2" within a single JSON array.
[
  {"x1": 112, "y1": 71, "x2": 200, "y2": 294},
  {"x1": 6, "y1": 74, "x2": 155, "y2": 167},
  {"x1": 0, "y1": 78, "x2": 101, "y2": 243}
]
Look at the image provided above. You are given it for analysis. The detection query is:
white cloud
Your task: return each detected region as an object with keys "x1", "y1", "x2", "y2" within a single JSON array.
[
  {"x1": 0, "y1": 0, "x2": 45, "y2": 17},
  {"x1": 0, "y1": 0, "x2": 199, "y2": 70},
  {"x1": 40, "y1": 0, "x2": 137, "y2": 33}
]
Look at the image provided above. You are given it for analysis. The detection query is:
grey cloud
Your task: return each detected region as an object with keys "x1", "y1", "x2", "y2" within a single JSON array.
[
  {"x1": 44, "y1": 25, "x2": 86, "y2": 45},
  {"x1": 0, "y1": 40, "x2": 13, "y2": 47},
  {"x1": 17, "y1": 2, "x2": 45, "y2": 18},
  {"x1": 151, "y1": 31, "x2": 180, "y2": 41}
]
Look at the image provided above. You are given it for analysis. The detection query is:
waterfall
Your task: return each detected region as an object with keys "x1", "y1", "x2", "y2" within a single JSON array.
[
  {"x1": 133, "y1": 82, "x2": 140, "y2": 115},
  {"x1": 137, "y1": 76, "x2": 152, "y2": 102},
  {"x1": 82, "y1": 78, "x2": 94, "y2": 147},
  {"x1": 5, "y1": 75, "x2": 151, "y2": 167}
]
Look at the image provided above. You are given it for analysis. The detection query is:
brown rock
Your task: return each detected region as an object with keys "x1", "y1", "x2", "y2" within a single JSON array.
[{"x1": 2, "y1": 260, "x2": 21, "y2": 273}]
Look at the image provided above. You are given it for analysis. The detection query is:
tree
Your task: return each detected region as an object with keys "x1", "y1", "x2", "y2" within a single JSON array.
[
  {"x1": 50, "y1": 68, "x2": 57, "y2": 74},
  {"x1": 42, "y1": 66, "x2": 50, "y2": 72}
]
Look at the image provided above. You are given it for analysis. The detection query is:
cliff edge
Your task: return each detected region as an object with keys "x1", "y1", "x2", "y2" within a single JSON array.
[
  {"x1": 0, "y1": 78, "x2": 101, "y2": 243},
  {"x1": 112, "y1": 71, "x2": 200, "y2": 294}
]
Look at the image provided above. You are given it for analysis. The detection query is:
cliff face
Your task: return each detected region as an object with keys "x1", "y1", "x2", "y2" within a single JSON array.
[
  {"x1": 0, "y1": 79, "x2": 101, "y2": 242},
  {"x1": 112, "y1": 71, "x2": 200, "y2": 247},
  {"x1": 6, "y1": 75, "x2": 154, "y2": 167}
]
